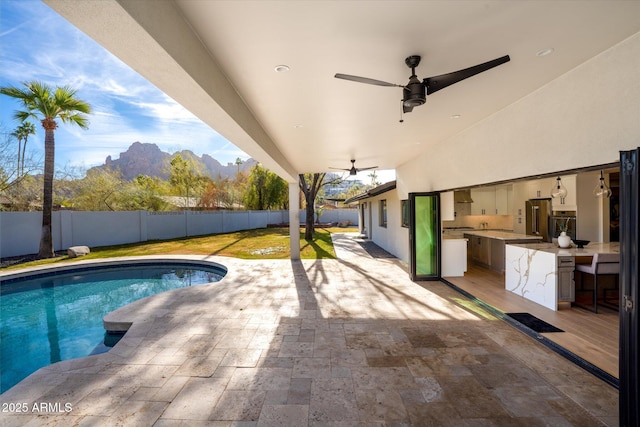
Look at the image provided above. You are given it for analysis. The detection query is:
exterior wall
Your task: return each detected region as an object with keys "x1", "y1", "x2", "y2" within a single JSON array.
[
  {"x1": 358, "y1": 189, "x2": 409, "y2": 263},
  {"x1": 0, "y1": 209, "x2": 358, "y2": 258},
  {"x1": 396, "y1": 32, "x2": 640, "y2": 198},
  {"x1": 365, "y1": 34, "x2": 640, "y2": 269}
]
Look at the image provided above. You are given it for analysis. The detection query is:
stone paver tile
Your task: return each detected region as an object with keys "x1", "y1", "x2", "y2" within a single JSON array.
[
  {"x1": 220, "y1": 349, "x2": 263, "y2": 367},
  {"x1": 226, "y1": 367, "x2": 291, "y2": 391},
  {"x1": 278, "y1": 341, "x2": 314, "y2": 358},
  {"x1": 154, "y1": 420, "x2": 234, "y2": 426},
  {"x1": 264, "y1": 389, "x2": 289, "y2": 405},
  {"x1": 175, "y1": 353, "x2": 224, "y2": 377},
  {"x1": 209, "y1": 390, "x2": 266, "y2": 421},
  {"x1": 257, "y1": 404, "x2": 309, "y2": 427},
  {"x1": 150, "y1": 376, "x2": 191, "y2": 402},
  {"x1": 288, "y1": 377, "x2": 312, "y2": 404},
  {"x1": 355, "y1": 388, "x2": 409, "y2": 424},
  {"x1": 161, "y1": 377, "x2": 226, "y2": 420},
  {"x1": 217, "y1": 328, "x2": 259, "y2": 349},
  {"x1": 73, "y1": 384, "x2": 138, "y2": 416},
  {"x1": 292, "y1": 357, "x2": 332, "y2": 378},
  {"x1": 309, "y1": 377, "x2": 359, "y2": 423},
  {"x1": 330, "y1": 349, "x2": 368, "y2": 367},
  {"x1": 351, "y1": 366, "x2": 420, "y2": 390},
  {"x1": 98, "y1": 400, "x2": 168, "y2": 426}
]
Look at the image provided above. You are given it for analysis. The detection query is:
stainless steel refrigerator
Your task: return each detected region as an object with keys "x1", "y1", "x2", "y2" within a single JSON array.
[{"x1": 525, "y1": 198, "x2": 552, "y2": 242}]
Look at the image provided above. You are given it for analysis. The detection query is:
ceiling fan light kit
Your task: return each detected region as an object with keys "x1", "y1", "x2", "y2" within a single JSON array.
[{"x1": 335, "y1": 54, "x2": 510, "y2": 117}]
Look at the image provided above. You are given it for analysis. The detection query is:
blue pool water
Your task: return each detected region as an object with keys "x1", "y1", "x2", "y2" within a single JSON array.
[{"x1": 0, "y1": 262, "x2": 226, "y2": 393}]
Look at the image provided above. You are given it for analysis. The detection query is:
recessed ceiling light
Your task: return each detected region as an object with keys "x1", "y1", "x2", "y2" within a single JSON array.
[
  {"x1": 274, "y1": 65, "x2": 290, "y2": 72},
  {"x1": 536, "y1": 48, "x2": 554, "y2": 57},
  {"x1": 450, "y1": 114, "x2": 461, "y2": 119}
]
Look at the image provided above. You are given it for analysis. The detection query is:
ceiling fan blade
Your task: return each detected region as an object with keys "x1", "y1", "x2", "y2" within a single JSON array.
[
  {"x1": 356, "y1": 166, "x2": 379, "y2": 172},
  {"x1": 335, "y1": 73, "x2": 404, "y2": 88},
  {"x1": 329, "y1": 167, "x2": 351, "y2": 171},
  {"x1": 423, "y1": 55, "x2": 510, "y2": 95}
]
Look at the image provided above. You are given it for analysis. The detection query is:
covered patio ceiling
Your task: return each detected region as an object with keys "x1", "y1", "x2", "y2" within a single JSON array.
[{"x1": 45, "y1": 0, "x2": 640, "y2": 183}]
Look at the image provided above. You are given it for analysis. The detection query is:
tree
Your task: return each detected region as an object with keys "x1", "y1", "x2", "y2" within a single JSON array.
[
  {"x1": 1, "y1": 81, "x2": 91, "y2": 258},
  {"x1": 168, "y1": 153, "x2": 207, "y2": 209},
  {"x1": 299, "y1": 173, "x2": 343, "y2": 241},
  {"x1": 235, "y1": 157, "x2": 243, "y2": 175},
  {"x1": 244, "y1": 163, "x2": 288, "y2": 210},
  {"x1": 11, "y1": 121, "x2": 36, "y2": 177},
  {"x1": 368, "y1": 170, "x2": 380, "y2": 187},
  {"x1": 70, "y1": 168, "x2": 124, "y2": 211},
  {"x1": 131, "y1": 174, "x2": 169, "y2": 211}
]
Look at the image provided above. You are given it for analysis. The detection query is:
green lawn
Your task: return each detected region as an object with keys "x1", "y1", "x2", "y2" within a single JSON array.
[{"x1": 1, "y1": 227, "x2": 350, "y2": 270}]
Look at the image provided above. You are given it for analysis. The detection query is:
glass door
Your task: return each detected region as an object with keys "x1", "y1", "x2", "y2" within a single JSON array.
[{"x1": 409, "y1": 192, "x2": 441, "y2": 280}]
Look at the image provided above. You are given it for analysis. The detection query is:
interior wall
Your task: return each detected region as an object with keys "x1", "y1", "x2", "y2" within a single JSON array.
[
  {"x1": 396, "y1": 31, "x2": 640, "y2": 199},
  {"x1": 576, "y1": 171, "x2": 603, "y2": 243}
]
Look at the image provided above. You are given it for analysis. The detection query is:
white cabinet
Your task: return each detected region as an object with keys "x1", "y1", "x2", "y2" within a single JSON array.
[
  {"x1": 442, "y1": 239, "x2": 468, "y2": 277},
  {"x1": 440, "y1": 191, "x2": 455, "y2": 221},
  {"x1": 471, "y1": 188, "x2": 496, "y2": 215},
  {"x1": 470, "y1": 185, "x2": 512, "y2": 216},
  {"x1": 495, "y1": 185, "x2": 513, "y2": 215},
  {"x1": 525, "y1": 177, "x2": 555, "y2": 199},
  {"x1": 551, "y1": 175, "x2": 577, "y2": 212}
]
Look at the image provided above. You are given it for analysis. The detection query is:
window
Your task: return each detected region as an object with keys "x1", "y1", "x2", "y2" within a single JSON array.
[
  {"x1": 401, "y1": 200, "x2": 409, "y2": 228},
  {"x1": 379, "y1": 199, "x2": 387, "y2": 227}
]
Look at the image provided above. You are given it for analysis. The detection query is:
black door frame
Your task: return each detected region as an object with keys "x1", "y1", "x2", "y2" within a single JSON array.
[
  {"x1": 619, "y1": 148, "x2": 639, "y2": 426},
  {"x1": 409, "y1": 192, "x2": 441, "y2": 281}
]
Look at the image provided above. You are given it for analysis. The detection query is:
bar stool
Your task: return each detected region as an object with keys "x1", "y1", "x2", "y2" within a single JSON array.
[{"x1": 574, "y1": 253, "x2": 620, "y2": 313}]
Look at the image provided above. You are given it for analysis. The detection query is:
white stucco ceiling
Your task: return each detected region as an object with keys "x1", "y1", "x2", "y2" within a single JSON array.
[{"x1": 45, "y1": 0, "x2": 640, "y2": 182}]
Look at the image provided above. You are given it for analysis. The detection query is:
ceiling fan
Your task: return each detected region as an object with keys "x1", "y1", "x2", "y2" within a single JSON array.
[
  {"x1": 330, "y1": 159, "x2": 378, "y2": 176},
  {"x1": 335, "y1": 54, "x2": 510, "y2": 114}
]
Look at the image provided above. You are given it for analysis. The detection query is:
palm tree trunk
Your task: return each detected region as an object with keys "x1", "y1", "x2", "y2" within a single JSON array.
[
  {"x1": 16, "y1": 138, "x2": 22, "y2": 177},
  {"x1": 21, "y1": 136, "x2": 28, "y2": 176},
  {"x1": 38, "y1": 126, "x2": 56, "y2": 259}
]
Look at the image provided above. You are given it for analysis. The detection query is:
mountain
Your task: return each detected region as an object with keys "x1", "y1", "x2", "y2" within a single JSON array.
[{"x1": 90, "y1": 142, "x2": 257, "y2": 181}]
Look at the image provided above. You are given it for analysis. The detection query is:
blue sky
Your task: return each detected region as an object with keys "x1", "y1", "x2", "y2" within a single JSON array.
[{"x1": 0, "y1": 0, "x2": 250, "y2": 173}]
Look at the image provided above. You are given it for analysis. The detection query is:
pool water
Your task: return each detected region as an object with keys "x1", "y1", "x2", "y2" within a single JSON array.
[{"x1": 0, "y1": 263, "x2": 225, "y2": 393}]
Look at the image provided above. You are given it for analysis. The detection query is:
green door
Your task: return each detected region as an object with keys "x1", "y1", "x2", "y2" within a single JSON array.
[{"x1": 409, "y1": 193, "x2": 441, "y2": 280}]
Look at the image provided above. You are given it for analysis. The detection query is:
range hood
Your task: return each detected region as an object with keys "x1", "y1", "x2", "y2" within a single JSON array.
[{"x1": 454, "y1": 189, "x2": 474, "y2": 203}]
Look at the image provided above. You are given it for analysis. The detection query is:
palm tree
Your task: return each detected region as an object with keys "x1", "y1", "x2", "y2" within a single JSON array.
[
  {"x1": 0, "y1": 81, "x2": 91, "y2": 258},
  {"x1": 235, "y1": 157, "x2": 243, "y2": 175},
  {"x1": 10, "y1": 121, "x2": 36, "y2": 176}
]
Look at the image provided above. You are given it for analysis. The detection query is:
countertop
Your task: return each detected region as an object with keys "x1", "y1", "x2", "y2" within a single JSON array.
[
  {"x1": 462, "y1": 230, "x2": 543, "y2": 241},
  {"x1": 506, "y1": 241, "x2": 620, "y2": 256}
]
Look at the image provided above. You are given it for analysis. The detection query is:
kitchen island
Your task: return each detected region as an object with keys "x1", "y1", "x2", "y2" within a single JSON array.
[
  {"x1": 463, "y1": 230, "x2": 543, "y2": 273},
  {"x1": 505, "y1": 242, "x2": 620, "y2": 311}
]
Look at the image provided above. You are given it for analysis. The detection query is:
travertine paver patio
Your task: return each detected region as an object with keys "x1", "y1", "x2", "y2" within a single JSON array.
[{"x1": 0, "y1": 233, "x2": 617, "y2": 426}]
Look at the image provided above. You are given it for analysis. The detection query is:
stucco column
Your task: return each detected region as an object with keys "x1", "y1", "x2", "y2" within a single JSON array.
[{"x1": 289, "y1": 181, "x2": 300, "y2": 260}]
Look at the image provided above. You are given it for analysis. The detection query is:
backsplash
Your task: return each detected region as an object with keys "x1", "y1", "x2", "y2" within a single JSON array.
[{"x1": 443, "y1": 215, "x2": 514, "y2": 231}]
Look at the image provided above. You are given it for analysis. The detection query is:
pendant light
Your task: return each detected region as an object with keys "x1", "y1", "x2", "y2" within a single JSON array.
[
  {"x1": 593, "y1": 171, "x2": 612, "y2": 198},
  {"x1": 550, "y1": 176, "x2": 567, "y2": 198}
]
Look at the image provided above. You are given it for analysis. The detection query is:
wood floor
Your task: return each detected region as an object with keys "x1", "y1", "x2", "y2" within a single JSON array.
[{"x1": 444, "y1": 264, "x2": 619, "y2": 379}]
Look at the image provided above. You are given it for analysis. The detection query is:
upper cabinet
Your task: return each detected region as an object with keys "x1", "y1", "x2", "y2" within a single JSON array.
[
  {"x1": 471, "y1": 188, "x2": 496, "y2": 215},
  {"x1": 441, "y1": 191, "x2": 455, "y2": 221},
  {"x1": 523, "y1": 177, "x2": 555, "y2": 200},
  {"x1": 495, "y1": 184, "x2": 513, "y2": 215},
  {"x1": 470, "y1": 185, "x2": 513, "y2": 215}
]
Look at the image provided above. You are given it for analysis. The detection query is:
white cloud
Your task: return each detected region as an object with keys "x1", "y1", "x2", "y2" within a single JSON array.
[{"x1": 0, "y1": 0, "x2": 250, "y2": 174}]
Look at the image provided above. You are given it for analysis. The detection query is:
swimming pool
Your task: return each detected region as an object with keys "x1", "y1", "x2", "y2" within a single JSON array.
[{"x1": 0, "y1": 261, "x2": 226, "y2": 393}]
